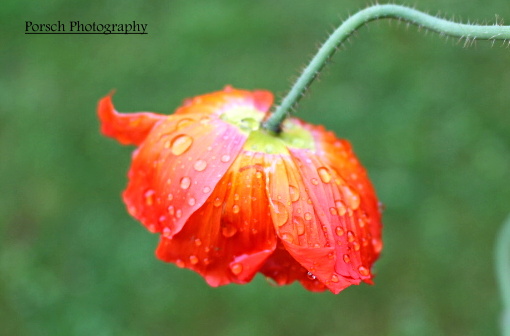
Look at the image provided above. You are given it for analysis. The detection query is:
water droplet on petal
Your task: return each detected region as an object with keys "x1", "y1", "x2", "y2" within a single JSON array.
[
  {"x1": 317, "y1": 167, "x2": 331, "y2": 183},
  {"x1": 281, "y1": 232, "x2": 294, "y2": 243},
  {"x1": 180, "y1": 176, "x2": 191, "y2": 189},
  {"x1": 194, "y1": 238, "x2": 202, "y2": 246},
  {"x1": 240, "y1": 118, "x2": 259, "y2": 131},
  {"x1": 234, "y1": 193, "x2": 240, "y2": 201},
  {"x1": 372, "y1": 238, "x2": 383, "y2": 253},
  {"x1": 306, "y1": 272, "x2": 316, "y2": 280},
  {"x1": 189, "y1": 255, "x2": 198, "y2": 265},
  {"x1": 213, "y1": 197, "x2": 222, "y2": 207},
  {"x1": 170, "y1": 134, "x2": 193, "y2": 155},
  {"x1": 188, "y1": 197, "x2": 196, "y2": 206},
  {"x1": 331, "y1": 274, "x2": 339, "y2": 283},
  {"x1": 230, "y1": 263, "x2": 243, "y2": 275},
  {"x1": 162, "y1": 227, "x2": 172, "y2": 237},
  {"x1": 167, "y1": 205, "x2": 175, "y2": 216},
  {"x1": 144, "y1": 190, "x2": 155, "y2": 206},
  {"x1": 341, "y1": 185, "x2": 360, "y2": 210},
  {"x1": 335, "y1": 200, "x2": 347, "y2": 216},
  {"x1": 222, "y1": 224, "x2": 237, "y2": 238},
  {"x1": 177, "y1": 118, "x2": 193, "y2": 130},
  {"x1": 294, "y1": 216, "x2": 305, "y2": 236},
  {"x1": 347, "y1": 231, "x2": 355, "y2": 242},
  {"x1": 289, "y1": 185, "x2": 300, "y2": 202},
  {"x1": 329, "y1": 207, "x2": 338, "y2": 216},
  {"x1": 255, "y1": 171, "x2": 262, "y2": 178},
  {"x1": 232, "y1": 204, "x2": 240, "y2": 214},
  {"x1": 311, "y1": 178, "x2": 319, "y2": 185},
  {"x1": 176, "y1": 209, "x2": 182, "y2": 218},
  {"x1": 358, "y1": 266, "x2": 370, "y2": 276},
  {"x1": 304, "y1": 212, "x2": 312, "y2": 221},
  {"x1": 343, "y1": 254, "x2": 351, "y2": 263},
  {"x1": 272, "y1": 200, "x2": 289, "y2": 227},
  {"x1": 176, "y1": 259, "x2": 185, "y2": 268},
  {"x1": 353, "y1": 241, "x2": 361, "y2": 251},
  {"x1": 193, "y1": 159, "x2": 207, "y2": 171},
  {"x1": 167, "y1": 193, "x2": 174, "y2": 201},
  {"x1": 221, "y1": 154, "x2": 231, "y2": 162},
  {"x1": 202, "y1": 186, "x2": 211, "y2": 193}
]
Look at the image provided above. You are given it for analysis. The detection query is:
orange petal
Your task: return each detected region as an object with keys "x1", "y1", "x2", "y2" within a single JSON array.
[
  {"x1": 97, "y1": 94, "x2": 166, "y2": 145},
  {"x1": 156, "y1": 150, "x2": 276, "y2": 286},
  {"x1": 122, "y1": 88, "x2": 273, "y2": 236}
]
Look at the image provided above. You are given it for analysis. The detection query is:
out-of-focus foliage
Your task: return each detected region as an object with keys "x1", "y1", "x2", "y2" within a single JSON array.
[{"x1": 2, "y1": 0, "x2": 509, "y2": 335}]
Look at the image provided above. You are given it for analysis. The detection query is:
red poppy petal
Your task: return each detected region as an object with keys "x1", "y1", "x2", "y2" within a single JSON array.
[
  {"x1": 124, "y1": 115, "x2": 247, "y2": 236},
  {"x1": 156, "y1": 150, "x2": 276, "y2": 286},
  {"x1": 122, "y1": 88, "x2": 274, "y2": 237},
  {"x1": 97, "y1": 94, "x2": 166, "y2": 146},
  {"x1": 264, "y1": 153, "x2": 358, "y2": 293},
  {"x1": 287, "y1": 145, "x2": 381, "y2": 287},
  {"x1": 260, "y1": 241, "x2": 327, "y2": 292}
]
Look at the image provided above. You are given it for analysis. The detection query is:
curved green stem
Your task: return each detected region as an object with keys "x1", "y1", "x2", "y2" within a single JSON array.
[
  {"x1": 263, "y1": 4, "x2": 510, "y2": 133},
  {"x1": 497, "y1": 214, "x2": 510, "y2": 336}
]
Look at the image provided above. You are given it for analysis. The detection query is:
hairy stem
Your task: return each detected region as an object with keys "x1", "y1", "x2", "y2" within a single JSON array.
[
  {"x1": 497, "y1": 215, "x2": 510, "y2": 336},
  {"x1": 263, "y1": 4, "x2": 510, "y2": 133}
]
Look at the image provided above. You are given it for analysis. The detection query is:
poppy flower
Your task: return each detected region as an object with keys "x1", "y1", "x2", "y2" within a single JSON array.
[{"x1": 98, "y1": 86, "x2": 382, "y2": 294}]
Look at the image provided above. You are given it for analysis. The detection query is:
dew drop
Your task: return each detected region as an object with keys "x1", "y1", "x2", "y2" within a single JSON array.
[
  {"x1": 177, "y1": 118, "x2": 193, "y2": 130},
  {"x1": 167, "y1": 193, "x2": 174, "y2": 201},
  {"x1": 176, "y1": 259, "x2": 185, "y2": 268},
  {"x1": 372, "y1": 238, "x2": 383, "y2": 253},
  {"x1": 170, "y1": 134, "x2": 193, "y2": 156},
  {"x1": 162, "y1": 227, "x2": 172, "y2": 237},
  {"x1": 311, "y1": 178, "x2": 319, "y2": 186},
  {"x1": 281, "y1": 232, "x2": 294, "y2": 243},
  {"x1": 189, "y1": 255, "x2": 199, "y2": 265},
  {"x1": 230, "y1": 263, "x2": 243, "y2": 275},
  {"x1": 203, "y1": 258, "x2": 211, "y2": 265},
  {"x1": 272, "y1": 200, "x2": 289, "y2": 227},
  {"x1": 144, "y1": 190, "x2": 155, "y2": 206},
  {"x1": 331, "y1": 274, "x2": 339, "y2": 283},
  {"x1": 329, "y1": 207, "x2": 338, "y2": 216},
  {"x1": 202, "y1": 186, "x2": 211, "y2": 193},
  {"x1": 306, "y1": 271, "x2": 316, "y2": 280},
  {"x1": 343, "y1": 254, "x2": 351, "y2": 263},
  {"x1": 188, "y1": 197, "x2": 196, "y2": 206},
  {"x1": 294, "y1": 216, "x2": 305, "y2": 236},
  {"x1": 180, "y1": 176, "x2": 191, "y2": 189},
  {"x1": 222, "y1": 224, "x2": 237, "y2": 238},
  {"x1": 255, "y1": 171, "x2": 262, "y2": 179},
  {"x1": 358, "y1": 266, "x2": 370, "y2": 276},
  {"x1": 167, "y1": 205, "x2": 175, "y2": 216},
  {"x1": 213, "y1": 197, "x2": 222, "y2": 207},
  {"x1": 317, "y1": 167, "x2": 331, "y2": 183},
  {"x1": 352, "y1": 241, "x2": 361, "y2": 251},
  {"x1": 341, "y1": 185, "x2": 360, "y2": 210},
  {"x1": 347, "y1": 231, "x2": 355, "y2": 242},
  {"x1": 194, "y1": 238, "x2": 202, "y2": 246},
  {"x1": 176, "y1": 209, "x2": 182, "y2": 218},
  {"x1": 221, "y1": 154, "x2": 231, "y2": 162},
  {"x1": 240, "y1": 118, "x2": 259, "y2": 131},
  {"x1": 304, "y1": 212, "x2": 312, "y2": 221},
  {"x1": 234, "y1": 193, "x2": 240, "y2": 201},
  {"x1": 289, "y1": 185, "x2": 300, "y2": 202},
  {"x1": 232, "y1": 204, "x2": 240, "y2": 214},
  {"x1": 193, "y1": 159, "x2": 207, "y2": 172},
  {"x1": 335, "y1": 200, "x2": 347, "y2": 216}
]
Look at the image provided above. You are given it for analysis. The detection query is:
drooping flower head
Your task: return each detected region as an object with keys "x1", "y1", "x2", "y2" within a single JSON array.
[{"x1": 98, "y1": 86, "x2": 382, "y2": 294}]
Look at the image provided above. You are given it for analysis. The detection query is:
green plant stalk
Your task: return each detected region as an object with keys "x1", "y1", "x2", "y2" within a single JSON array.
[
  {"x1": 263, "y1": 4, "x2": 510, "y2": 133},
  {"x1": 497, "y1": 215, "x2": 510, "y2": 336}
]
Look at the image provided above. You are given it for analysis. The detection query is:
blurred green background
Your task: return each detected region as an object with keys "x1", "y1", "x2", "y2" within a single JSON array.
[{"x1": 2, "y1": 0, "x2": 510, "y2": 335}]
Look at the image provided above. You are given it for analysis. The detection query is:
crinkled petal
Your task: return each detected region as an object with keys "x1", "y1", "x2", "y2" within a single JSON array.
[
  {"x1": 264, "y1": 153, "x2": 356, "y2": 293},
  {"x1": 260, "y1": 241, "x2": 327, "y2": 292},
  {"x1": 156, "y1": 150, "x2": 276, "y2": 286},
  {"x1": 97, "y1": 94, "x2": 166, "y2": 145}
]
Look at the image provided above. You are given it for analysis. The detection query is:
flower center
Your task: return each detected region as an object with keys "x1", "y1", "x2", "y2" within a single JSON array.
[{"x1": 220, "y1": 106, "x2": 315, "y2": 154}]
